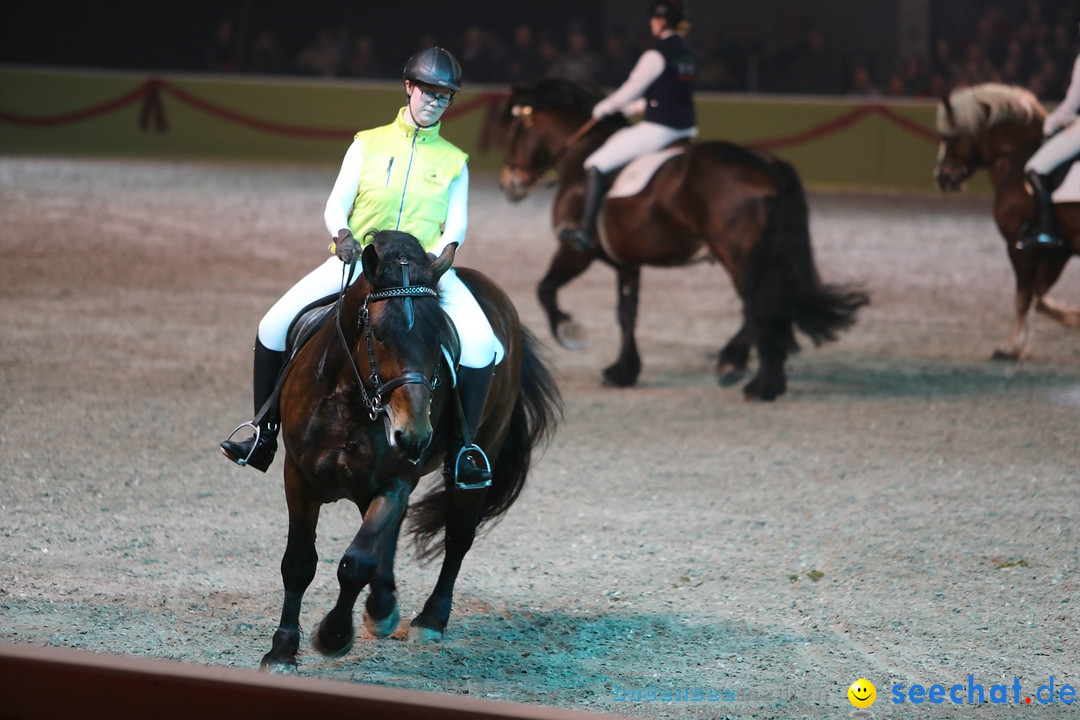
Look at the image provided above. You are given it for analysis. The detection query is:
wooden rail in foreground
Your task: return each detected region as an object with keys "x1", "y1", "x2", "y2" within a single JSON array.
[{"x1": 0, "y1": 643, "x2": 622, "y2": 720}]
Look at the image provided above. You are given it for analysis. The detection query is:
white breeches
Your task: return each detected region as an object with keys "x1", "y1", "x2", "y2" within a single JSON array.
[
  {"x1": 1026, "y1": 121, "x2": 1080, "y2": 174},
  {"x1": 584, "y1": 121, "x2": 697, "y2": 174},
  {"x1": 257, "y1": 257, "x2": 504, "y2": 368}
]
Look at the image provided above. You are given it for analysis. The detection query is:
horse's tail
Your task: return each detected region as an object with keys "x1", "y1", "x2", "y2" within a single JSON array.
[
  {"x1": 748, "y1": 158, "x2": 869, "y2": 350},
  {"x1": 408, "y1": 326, "x2": 562, "y2": 561}
]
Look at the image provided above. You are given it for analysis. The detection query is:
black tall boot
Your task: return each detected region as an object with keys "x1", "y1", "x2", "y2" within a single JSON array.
[
  {"x1": 1017, "y1": 170, "x2": 1064, "y2": 250},
  {"x1": 447, "y1": 360, "x2": 495, "y2": 489},
  {"x1": 558, "y1": 167, "x2": 605, "y2": 254},
  {"x1": 220, "y1": 337, "x2": 285, "y2": 472}
]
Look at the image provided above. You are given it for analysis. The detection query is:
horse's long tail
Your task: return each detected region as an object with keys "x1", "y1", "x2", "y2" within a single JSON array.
[
  {"x1": 408, "y1": 326, "x2": 562, "y2": 561},
  {"x1": 747, "y1": 158, "x2": 869, "y2": 351}
]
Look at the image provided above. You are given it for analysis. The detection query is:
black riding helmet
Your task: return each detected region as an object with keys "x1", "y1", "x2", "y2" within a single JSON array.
[
  {"x1": 650, "y1": 0, "x2": 686, "y2": 26},
  {"x1": 402, "y1": 47, "x2": 463, "y2": 92}
]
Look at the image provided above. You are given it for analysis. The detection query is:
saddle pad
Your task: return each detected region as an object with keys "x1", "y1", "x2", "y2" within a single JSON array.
[
  {"x1": 1052, "y1": 163, "x2": 1080, "y2": 203},
  {"x1": 607, "y1": 147, "x2": 686, "y2": 199}
]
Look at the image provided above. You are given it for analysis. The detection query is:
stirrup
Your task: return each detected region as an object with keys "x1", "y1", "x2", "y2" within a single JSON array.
[
  {"x1": 1015, "y1": 224, "x2": 1064, "y2": 251},
  {"x1": 221, "y1": 421, "x2": 269, "y2": 468},
  {"x1": 453, "y1": 444, "x2": 492, "y2": 490}
]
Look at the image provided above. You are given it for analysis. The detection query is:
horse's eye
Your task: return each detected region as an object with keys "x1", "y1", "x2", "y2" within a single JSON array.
[{"x1": 372, "y1": 329, "x2": 385, "y2": 345}]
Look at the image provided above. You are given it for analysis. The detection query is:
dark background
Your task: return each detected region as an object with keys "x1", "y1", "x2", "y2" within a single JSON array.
[
  {"x1": 2, "y1": 1, "x2": 1077, "y2": 97},
  {"x1": 0, "y1": 0, "x2": 605, "y2": 75}
]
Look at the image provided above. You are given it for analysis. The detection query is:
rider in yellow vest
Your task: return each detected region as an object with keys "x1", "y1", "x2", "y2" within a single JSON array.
[{"x1": 221, "y1": 47, "x2": 503, "y2": 487}]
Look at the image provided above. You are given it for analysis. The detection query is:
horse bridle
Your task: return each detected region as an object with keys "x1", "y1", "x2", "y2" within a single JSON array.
[
  {"x1": 335, "y1": 257, "x2": 442, "y2": 421},
  {"x1": 505, "y1": 104, "x2": 597, "y2": 181}
]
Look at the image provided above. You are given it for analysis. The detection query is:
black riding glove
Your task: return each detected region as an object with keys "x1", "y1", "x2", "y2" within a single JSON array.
[{"x1": 332, "y1": 229, "x2": 360, "y2": 264}]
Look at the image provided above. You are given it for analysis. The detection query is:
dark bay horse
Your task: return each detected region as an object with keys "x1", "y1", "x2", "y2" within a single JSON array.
[
  {"x1": 260, "y1": 230, "x2": 561, "y2": 671},
  {"x1": 934, "y1": 82, "x2": 1080, "y2": 359},
  {"x1": 500, "y1": 78, "x2": 868, "y2": 400}
]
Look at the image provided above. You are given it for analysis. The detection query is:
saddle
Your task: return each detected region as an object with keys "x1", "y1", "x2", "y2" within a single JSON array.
[
  {"x1": 606, "y1": 141, "x2": 691, "y2": 200},
  {"x1": 1044, "y1": 152, "x2": 1080, "y2": 203}
]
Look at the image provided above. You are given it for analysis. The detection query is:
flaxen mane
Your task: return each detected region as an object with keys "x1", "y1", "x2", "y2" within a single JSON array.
[{"x1": 937, "y1": 83, "x2": 1045, "y2": 137}]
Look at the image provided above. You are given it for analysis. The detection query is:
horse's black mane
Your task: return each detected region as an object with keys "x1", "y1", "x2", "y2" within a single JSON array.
[{"x1": 503, "y1": 77, "x2": 630, "y2": 133}]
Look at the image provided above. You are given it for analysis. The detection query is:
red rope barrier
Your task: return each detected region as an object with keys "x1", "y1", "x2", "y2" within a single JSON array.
[
  {"x1": 750, "y1": 103, "x2": 938, "y2": 151},
  {"x1": 0, "y1": 77, "x2": 938, "y2": 150}
]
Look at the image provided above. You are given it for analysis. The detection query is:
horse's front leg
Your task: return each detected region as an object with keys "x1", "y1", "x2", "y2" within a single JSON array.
[
  {"x1": 538, "y1": 243, "x2": 594, "y2": 350},
  {"x1": 261, "y1": 458, "x2": 322, "y2": 672},
  {"x1": 410, "y1": 484, "x2": 487, "y2": 642},
  {"x1": 311, "y1": 477, "x2": 411, "y2": 658},
  {"x1": 603, "y1": 264, "x2": 641, "y2": 387},
  {"x1": 362, "y1": 511, "x2": 403, "y2": 639}
]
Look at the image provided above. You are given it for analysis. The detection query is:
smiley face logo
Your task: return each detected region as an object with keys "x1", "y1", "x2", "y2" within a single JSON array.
[{"x1": 848, "y1": 678, "x2": 876, "y2": 709}]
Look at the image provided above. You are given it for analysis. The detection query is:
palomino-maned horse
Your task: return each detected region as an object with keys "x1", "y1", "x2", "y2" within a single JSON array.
[
  {"x1": 500, "y1": 78, "x2": 868, "y2": 400},
  {"x1": 934, "y1": 82, "x2": 1080, "y2": 358},
  {"x1": 259, "y1": 230, "x2": 561, "y2": 671}
]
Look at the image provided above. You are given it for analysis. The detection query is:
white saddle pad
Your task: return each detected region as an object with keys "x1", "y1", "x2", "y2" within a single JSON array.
[
  {"x1": 607, "y1": 147, "x2": 686, "y2": 199},
  {"x1": 1052, "y1": 163, "x2": 1080, "y2": 203}
]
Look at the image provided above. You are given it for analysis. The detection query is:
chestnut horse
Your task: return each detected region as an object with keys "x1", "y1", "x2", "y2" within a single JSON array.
[
  {"x1": 259, "y1": 230, "x2": 561, "y2": 671},
  {"x1": 500, "y1": 78, "x2": 868, "y2": 400},
  {"x1": 934, "y1": 82, "x2": 1080, "y2": 359}
]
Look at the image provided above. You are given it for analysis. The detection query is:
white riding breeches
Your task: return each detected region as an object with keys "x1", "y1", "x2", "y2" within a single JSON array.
[
  {"x1": 1026, "y1": 120, "x2": 1080, "y2": 174},
  {"x1": 257, "y1": 257, "x2": 504, "y2": 369},
  {"x1": 584, "y1": 121, "x2": 697, "y2": 174}
]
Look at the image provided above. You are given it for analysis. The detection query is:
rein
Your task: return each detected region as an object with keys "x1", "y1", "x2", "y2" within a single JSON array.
[{"x1": 335, "y1": 257, "x2": 441, "y2": 421}]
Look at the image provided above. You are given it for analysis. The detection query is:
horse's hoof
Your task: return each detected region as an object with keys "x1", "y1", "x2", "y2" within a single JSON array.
[
  {"x1": 408, "y1": 624, "x2": 445, "y2": 644},
  {"x1": 742, "y1": 377, "x2": 784, "y2": 401},
  {"x1": 716, "y1": 363, "x2": 748, "y2": 387},
  {"x1": 364, "y1": 604, "x2": 400, "y2": 639},
  {"x1": 311, "y1": 617, "x2": 356, "y2": 658},
  {"x1": 260, "y1": 660, "x2": 298, "y2": 674},
  {"x1": 991, "y1": 349, "x2": 1021, "y2": 361},
  {"x1": 602, "y1": 371, "x2": 638, "y2": 387},
  {"x1": 556, "y1": 320, "x2": 586, "y2": 350}
]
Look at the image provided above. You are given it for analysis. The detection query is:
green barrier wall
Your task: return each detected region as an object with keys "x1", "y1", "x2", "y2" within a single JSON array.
[{"x1": 0, "y1": 66, "x2": 985, "y2": 195}]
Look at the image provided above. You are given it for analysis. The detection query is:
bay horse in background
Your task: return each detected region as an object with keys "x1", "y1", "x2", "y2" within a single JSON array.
[
  {"x1": 499, "y1": 78, "x2": 868, "y2": 400},
  {"x1": 259, "y1": 230, "x2": 561, "y2": 671},
  {"x1": 935, "y1": 83, "x2": 1080, "y2": 359}
]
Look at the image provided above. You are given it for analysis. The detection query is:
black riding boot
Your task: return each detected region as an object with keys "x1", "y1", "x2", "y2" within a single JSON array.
[
  {"x1": 1017, "y1": 170, "x2": 1064, "y2": 250},
  {"x1": 447, "y1": 360, "x2": 495, "y2": 489},
  {"x1": 558, "y1": 167, "x2": 605, "y2": 254},
  {"x1": 220, "y1": 337, "x2": 285, "y2": 472}
]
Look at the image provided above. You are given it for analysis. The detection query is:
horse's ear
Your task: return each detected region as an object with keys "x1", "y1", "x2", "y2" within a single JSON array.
[
  {"x1": 362, "y1": 242, "x2": 380, "y2": 286},
  {"x1": 429, "y1": 243, "x2": 457, "y2": 282},
  {"x1": 941, "y1": 88, "x2": 956, "y2": 127}
]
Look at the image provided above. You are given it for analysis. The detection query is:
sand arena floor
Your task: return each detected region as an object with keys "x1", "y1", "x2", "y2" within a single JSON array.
[{"x1": 1, "y1": 157, "x2": 1079, "y2": 718}]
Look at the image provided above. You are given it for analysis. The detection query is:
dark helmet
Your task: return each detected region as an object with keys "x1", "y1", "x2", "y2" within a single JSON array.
[
  {"x1": 402, "y1": 47, "x2": 462, "y2": 92},
  {"x1": 650, "y1": 0, "x2": 686, "y2": 26}
]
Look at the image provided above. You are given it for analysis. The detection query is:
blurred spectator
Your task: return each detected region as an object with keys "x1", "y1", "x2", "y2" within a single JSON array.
[
  {"x1": 696, "y1": 35, "x2": 744, "y2": 92},
  {"x1": 595, "y1": 31, "x2": 636, "y2": 88},
  {"x1": 846, "y1": 64, "x2": 881, "y2": 96},
  {"x1": 459, "y1": 26, "x2": 498, "y2": 83},
  {"x1": 343, "y1": 35, "x2": 382, "y2": 78},
  {"x1": 930, "y1": 37, "x2": 960, "y2": 87},
  {"x1": 547, "y1": 28, "x2": 599, "y2": 84},
  {"x1": 248, "y1": 28, "x2": 286, "y2": 75},
  {"x1": 206, "y1": 19, "x2": 240, "y2": 72},
  {"x1": 897, "y1": 51, "x2": 930, "y2": 96},
  {"x1": 786, "y1": 27, "x2": 842, "y2": 94},
  {"x1": 503, "y1": 24, "x2": 545, "y2": 85},
  {"x1": 295, "y1": 28, "x2": 341, "y2": 77}
]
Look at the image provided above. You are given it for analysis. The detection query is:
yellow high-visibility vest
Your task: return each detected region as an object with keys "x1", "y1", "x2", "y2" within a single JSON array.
[{"x1": 347, "y1": 107, "x2": 468, "y2": 252}]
